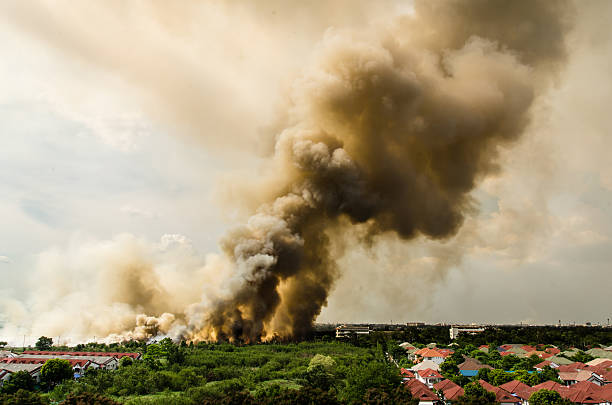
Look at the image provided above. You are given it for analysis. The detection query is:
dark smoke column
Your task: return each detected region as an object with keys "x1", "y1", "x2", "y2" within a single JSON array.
[{"x1": 197, "y1": 0, "x2": 572, "y2": 342}]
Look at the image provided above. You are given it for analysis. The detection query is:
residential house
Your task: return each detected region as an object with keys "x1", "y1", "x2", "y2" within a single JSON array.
[
  {"x1": 477, "y1": 380, "x2": 521, "y2": 404},
  {"x1": 416, "y1": 348, "x2": 448, "y2": 365},
  {"x1": 457, "y1": 358, "x2": 492, "y2": 377},
  {"x1": 499, "y1": 380, "x2": 535, "y2": 403},
  {"x1": 0, "y1": 370, "x2": 12, "y2": 388},
  {"x1": 559, "y1": 370, "x2": 605, "y2": 386},
  {"x1": 434, "y1": 379, "x2": 464, "y2": 403},
  {"x1": 545, "y1": 347, "x2": 561, "y2": 355},
  {"x1": 533, "y1": 360, "x2": 559, "y2": 370},
  {"x1": 404, "y1": 379, "x2": 441, "y2": 405},
  {"x1": 0, "y1": 363, "x2": 42, "y2": 382},
  {"x1": 412, "y1": 360, "x2": 441, "y2": 372},
  {"x1": 400, "y1": 368, "x2": 415, "y2": 382},
  {"x1": 417, "y1": 368, "x2": 444, "y2": 388}
]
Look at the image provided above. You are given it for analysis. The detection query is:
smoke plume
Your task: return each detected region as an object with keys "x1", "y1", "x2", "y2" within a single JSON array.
[
  {"x1": 185, "y1": 0, "x2": 572, "y2": 341},
  {"x1": 0, "y1": 0, "x2": 573, "y2": 343}
]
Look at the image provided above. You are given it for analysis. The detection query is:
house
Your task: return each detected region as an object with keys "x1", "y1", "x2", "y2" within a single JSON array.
[
  {"x1": 416, "y1": 368, "x2": 444, "y2": 388},
  {"x1": 545, "y1": 347, "x2": 561, "y2": 355},
  {"x1": 21, "y1": 351, "x2": 141, "y2": 360},
  {"x1": 0, "y1": 351, "x2": 16, "y2": 359},
  {"x1": 449, "y1": 325, "x2": 485, "y2": 340},
  {"x1": 558, "y1": 362, "x2": 587, "y2": 372},
  {"x1": 533, "y1": 360, "x2": 559, "y2": 370},
  {"x1": 1, "y1": 357, "x2": 92, "y2": 375},
  {"x1": 416, "y1": 348, "x2": 448, "y2": 365},
  {"x1": 457, "y1": 358, "x2": 492, "y2": 377},
  {"x1": 412, "y1": 360, "x2": 442, "y2": 372},
  {"x1": 532, "y1": 380, "x2": 565, "y2": 392},
  {"x1": 546, "y1": 355, "x2": 573, "y2": 365},
  {"x1": 434, "y1": 379, "x2": 464, "y2": 402},
  {"x1": 477, "y1": 380, "x2": 521, "y2": 404},
  {"x1": 0, "y1": 369, "x2": 12, "y2": 387},
  {"x1": 0, "y1": 363, "x2": 42, "y2": 382},
  {"x1": 559, "y1": 370, "x2": 605, "y2": 386},
  {"x1": 334, "y1": 325, "x2": 370, "y2": 338},
  {"x1": 586, "y1": 358, "x2": 612, "y2": 368},
  {"x1": 400, "y1": 368, "x2": 415, "y2": 382},
  {"x1": 500, "y1": 380, "x2": 535, "y2": 403},
  {"x1": 404, "y1": 379, "x2": 441, "y2": 405},
  {"x1": 524, "y1": 350, "x2": 553, "y2": 359}
]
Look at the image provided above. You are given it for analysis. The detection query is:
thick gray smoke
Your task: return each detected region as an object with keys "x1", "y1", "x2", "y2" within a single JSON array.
[
  {"x1": 192, "y1": 0, "x2": 573, "y2": 341},
  {"x1": 0, "y1": 0, "x2": 574, "y2": 343}
]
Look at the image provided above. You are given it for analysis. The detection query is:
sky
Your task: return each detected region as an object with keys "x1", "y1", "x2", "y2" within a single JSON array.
[{"x1": 0, "y1": 1, "x2": 611, "y2": 344}]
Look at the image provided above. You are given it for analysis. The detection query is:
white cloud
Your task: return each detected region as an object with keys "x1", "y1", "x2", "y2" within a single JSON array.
[{"x1": 0, "y1": 256, "x2": 10, "y2": 263}]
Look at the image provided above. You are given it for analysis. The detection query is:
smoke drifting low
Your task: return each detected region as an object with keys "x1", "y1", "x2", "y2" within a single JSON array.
[{"x1": 0, "y1": 0, "x2": 573, "y2": 343}]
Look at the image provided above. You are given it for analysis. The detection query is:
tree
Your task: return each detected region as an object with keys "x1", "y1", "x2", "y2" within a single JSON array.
[
  {"x1": 343, "y1": 361, "x2": 401, "y2": 402},
  {"x1": 1, "y1": 371, "x2": 35, "y2": 394},
  {"x1": 119, "y1": 356, "x2": 133, "y2": 367},
  {"x1": 305, "y1": 355, "x2": 337, "y2": 391},
  {"x1": 529, "y1": 389, "x2": 573, "y2": 405},
  {"x1": 35, "y1": 336, "x2": 53, "y2": 351},
  {"x1": 568, "y1": 350, "x2": 595, "y2": 364},
  {"x1": 41, "y1": 359, "x2": 73, "y2": 387},
  {"x1": 454, "y1": 382, "x2": 496, "y2": 405},
  {"x1": 362, "y1": 385, "x2": 418, "y2": 405},
  {"x1": 61, "y1": 392, "x2": 120, "y2": 405},
  {"x1": 476, "y1": 367, "x2": 491, "y2": 382},
  {"x1": 489, "y1": 369, "x2": 513, "y2": 386},
  {"x1": 0, "y1": 341, "x2": 7, "y2": 348},
  {"x1": 0, "y1": 389, "x2": 48, "y2": 405}
]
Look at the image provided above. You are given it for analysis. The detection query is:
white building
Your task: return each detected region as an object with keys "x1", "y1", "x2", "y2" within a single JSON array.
[{"x1": 450, "y1": 325, "x2": 485, "y2": 339}]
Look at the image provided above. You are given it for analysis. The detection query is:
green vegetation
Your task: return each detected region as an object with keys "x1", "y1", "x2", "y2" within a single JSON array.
[
  {"x1": 32, "y1": 340, "x2": 414, "y2": 404},
  {"x1": 35, "y1": 337, "x2": 53, "y2": 351},
  {"x1": 41, "y1": 359, "x2": 74, "y2": 388}
]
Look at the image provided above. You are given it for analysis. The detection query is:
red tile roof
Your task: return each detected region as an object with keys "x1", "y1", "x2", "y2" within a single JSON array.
[
  {"x1": 545, "y1": 347, "x2": 561, "y2": 355},
  {"x1": 417, "y1": 348, "x2": 446, "y2": 358},
  {"x1": 0, "y1": 357, "x2": 90, "y2": 367},
  {"x1": 442, "y1": 385, "x2": 465, "y2": 400},
  {"x1": 22, "y1": 351, "x2": 139, "y2": 359},
  {"x1": 400, "y1": 368, "x2": 415, "y2": 378},
  {"x1": 532, "y1": 380, "x2": 565, "y2": 391},
  {"x1": 534, "y1": 360, "x2": 552, "y2": 369},
  {"x1": 477, "y1": 380, "x2": 521, "y2": 403},
  {"x1": 404, "y1": 378, "x2": 439, "y2": 401},
  {"x1": 434, "y1": 379, "x2": 460, "y2": 392},
  {"x1": 558, "y1": 362, "x2": 587, "y2": 372},
  {"x1": 417, "y1": 368, "x2": 443, "y2": 379},
  {"x1": 500, "y1": 380, "x2": 531, "y2": 393}
]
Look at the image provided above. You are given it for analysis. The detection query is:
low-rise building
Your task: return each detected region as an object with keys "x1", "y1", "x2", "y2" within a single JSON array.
[
  {"x1": 416, "y1": 368, "x2": 444, "y2": 388},
  {"x1": 449, "y1": 325, "x2": 485, "y2": 340},
  {"x1": 334, "y1": 325, "x2": 370, "y2": 338}
]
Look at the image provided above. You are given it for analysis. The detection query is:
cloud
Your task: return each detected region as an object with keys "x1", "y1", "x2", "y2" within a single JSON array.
[{"x1": 0, "y1": 256, "x2": 10, "y2": 263}]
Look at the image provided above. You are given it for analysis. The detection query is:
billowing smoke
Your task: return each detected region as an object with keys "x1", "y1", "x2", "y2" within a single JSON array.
[
  {"x1": 0, "y1": 0, "x2": 574, "y2": 343},
  {"x1": 185, "y1": 0, "x2": 573, "y2": 341}
]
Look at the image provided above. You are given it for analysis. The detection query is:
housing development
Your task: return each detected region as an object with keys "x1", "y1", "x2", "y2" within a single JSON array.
[{"x1": 397, "y1": 342, "x2": 612, "y2": 404}]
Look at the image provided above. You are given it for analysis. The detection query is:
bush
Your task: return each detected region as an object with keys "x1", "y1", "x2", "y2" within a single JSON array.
[
  {"x1": 61, "y1": 392, "x2": 119, "y2": 405},
  {"x1": 0, "y1": 389, "x2": 48, "y2": 405}
]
